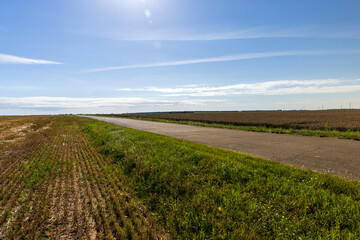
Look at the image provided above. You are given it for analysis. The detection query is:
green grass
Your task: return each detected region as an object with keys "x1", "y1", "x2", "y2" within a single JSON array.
[
  {"x1": 106, "y1": 116, "x2": 360, "y2": 141},
  {"x1": 79, "y1": 116, "x2": 360, "y2": 239}
]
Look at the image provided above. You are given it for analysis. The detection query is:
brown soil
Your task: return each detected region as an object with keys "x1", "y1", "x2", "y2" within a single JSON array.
[
  {"x1": 0, "y1": 116, "x2": 169, "y2": 239},
  {"x1": 118, "y1": 109, "x2": 360, "y2": 131}
]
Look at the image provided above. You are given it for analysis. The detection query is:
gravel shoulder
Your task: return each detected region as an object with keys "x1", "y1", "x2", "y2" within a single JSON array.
[{"x1": 85, "y1": 116, "x2": 360, "y2": 180}]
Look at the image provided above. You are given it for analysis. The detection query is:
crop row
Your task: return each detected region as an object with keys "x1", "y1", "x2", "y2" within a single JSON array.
[
  {"x1": 118, "y1": 109, "x2": 360, "y2": 131},
  {"x1": 0, "y1": 117, "x2": 168, "y2": 239}
]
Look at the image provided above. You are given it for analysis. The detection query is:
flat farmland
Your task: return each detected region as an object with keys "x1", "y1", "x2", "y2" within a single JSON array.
[
  {"x1": 0, "y1": 116, "x2": 167, "y2": 239},
  {"x1": 1, "y1": 115, "x2": 360, "y2": 239},
  {"x1": 119, "y1": 109, "x2": 360, "y2": 131}
]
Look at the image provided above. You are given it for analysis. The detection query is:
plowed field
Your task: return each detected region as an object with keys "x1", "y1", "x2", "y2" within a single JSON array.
[
  {"x1": 0, "y1": 116, "x2": 167, "y2": 239},
  {"x1": 118, "y1": 109, "x2": 360, "y2": 131}
]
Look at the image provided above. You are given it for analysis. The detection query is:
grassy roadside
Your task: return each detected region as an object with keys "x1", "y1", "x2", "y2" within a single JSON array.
[
  {"x1": 104, "y1": 116, "x2": 360, "y2": 141},
  {"x1": 80, "y1": 116, "x2": 360, "y2": 239}
]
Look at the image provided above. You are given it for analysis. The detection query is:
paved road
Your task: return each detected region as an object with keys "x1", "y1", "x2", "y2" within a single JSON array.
[{"x1": 85, "y1": 116, "x2": 360, "y2": 180}]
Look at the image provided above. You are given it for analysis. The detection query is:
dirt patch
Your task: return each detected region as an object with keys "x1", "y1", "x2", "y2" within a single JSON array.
[
  {"x1": 0, "y1": 116, "x2": 54, "y2": 145},
  {"x1": 0, "y1": 116, "x2": 170, "y2": 239}
]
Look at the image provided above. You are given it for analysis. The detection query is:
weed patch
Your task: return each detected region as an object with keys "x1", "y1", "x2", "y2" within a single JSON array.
[{"x1": 81, "y1": 117, "x2": 360, "y2": 239}]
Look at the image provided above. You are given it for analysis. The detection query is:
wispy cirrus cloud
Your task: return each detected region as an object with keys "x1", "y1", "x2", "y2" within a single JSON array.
[
  {"x1": 103, "y1": 25, "x2": 360, "y2": 41},
  {"x1": 108, "y1": 27, "x2": 303, "y2": 41},
  {"x1": 0, "y1": 97, "x2": 223, "y2": 110},
  {"x1": 117, "y1": 79, "x2": 360, "y2": 97},
  {"x1": 0, "y1": 53, "x2": 61, "y2": 64},
  {"x1": 87, "y1": 49, "x2": 360, "y2": 73}
]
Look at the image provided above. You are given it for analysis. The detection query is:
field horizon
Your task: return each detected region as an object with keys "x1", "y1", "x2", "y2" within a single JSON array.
[
  {"x1": 2, "y1": 1, "x2": 360, "y2": 238},
  {"x1": 1, "y1": 115, "x2": 360, "y2": 238}
]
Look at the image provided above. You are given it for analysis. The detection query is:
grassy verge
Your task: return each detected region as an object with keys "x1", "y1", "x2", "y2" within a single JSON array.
[
  {"x1": 80, "y1": 116, "x2": 360, "y2": 239},
  {"x1": 106, "y1": 116, "x2": 360, "y2": 141}
]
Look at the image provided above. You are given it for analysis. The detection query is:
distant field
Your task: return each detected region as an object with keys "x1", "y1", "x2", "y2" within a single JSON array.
[
  {"x1": 118, "y1": 109, "x2": 360, "y2": 131},
  {"x1": 1, "y1": 115, "x2": 360, "y2": 239}
]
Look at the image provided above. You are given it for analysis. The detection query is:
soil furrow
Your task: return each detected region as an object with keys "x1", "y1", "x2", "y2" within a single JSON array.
[
  {"x1": 0, "y1": 116, "x2": 169, "y2": 239},
  {"x1": 74, "y1": 146, "x2": 96, "y2": 240}
]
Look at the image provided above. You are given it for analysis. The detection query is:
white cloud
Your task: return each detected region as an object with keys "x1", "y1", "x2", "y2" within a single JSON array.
[
  {"x1": 109, "y1": 28, "x2": 302, "y2": 41},
  {"x1": 104, "y1": 26, "x2": 360, "y2": 41},
  {"x1": 117, "y1": 79, "x2": 360, "y2": 97},
  {"x1": 0, "y1": 53, "x2": 61, "y2": 64},
  {"x1": 87, "y1": 49, "x2": 360, "y2": 73},
  {"x1": 0, "y1": 97, "x2": 223, "y2": 110}
]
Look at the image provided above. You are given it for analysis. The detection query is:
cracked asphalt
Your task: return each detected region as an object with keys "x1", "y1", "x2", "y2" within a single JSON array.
[{"x1": 85, "y1": 116, "x2": 360, "y2": 180}]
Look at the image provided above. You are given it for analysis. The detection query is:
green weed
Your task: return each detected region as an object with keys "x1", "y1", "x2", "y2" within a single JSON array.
[{"x1": 80, "y1": 116, "x2": 360, "y2": 239}]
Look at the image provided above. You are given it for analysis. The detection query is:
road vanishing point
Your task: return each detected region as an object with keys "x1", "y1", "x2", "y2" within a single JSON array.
[{"x1": 85, "y1": 116, "x2": 360, "y2": 180}]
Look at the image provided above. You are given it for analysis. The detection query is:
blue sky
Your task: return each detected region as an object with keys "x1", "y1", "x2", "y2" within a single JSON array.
[{"x1": 1, "y1": 0, "x2": 360, "y2": 115}]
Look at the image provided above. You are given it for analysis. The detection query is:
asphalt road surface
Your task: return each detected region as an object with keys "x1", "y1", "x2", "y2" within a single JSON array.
[{"x1": 85, "y1": 116, "x2": 360, "y2": 180}]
